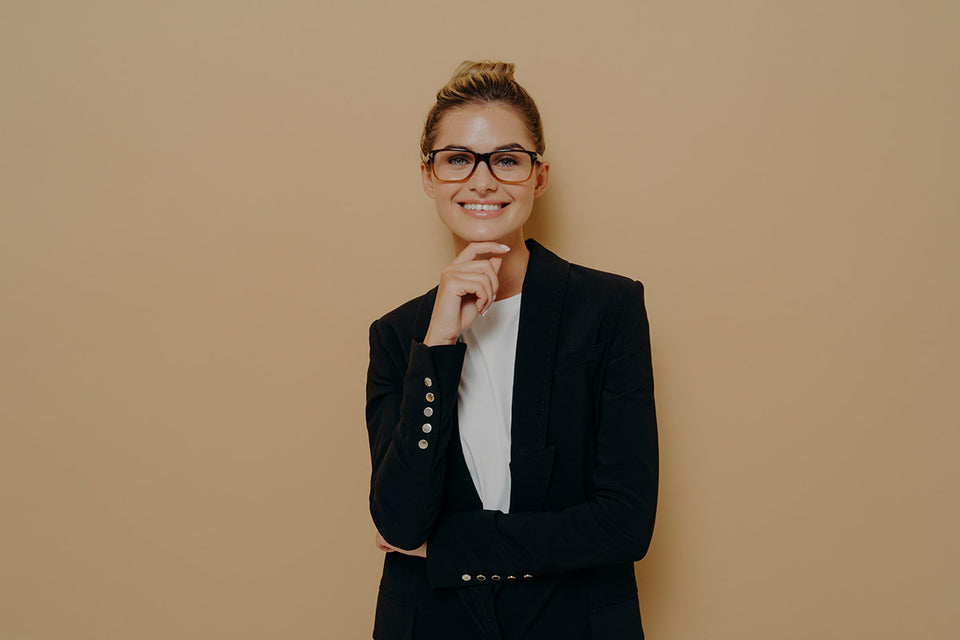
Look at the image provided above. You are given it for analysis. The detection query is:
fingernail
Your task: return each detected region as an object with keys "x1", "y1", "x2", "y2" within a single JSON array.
[{"x1": 499, "y1": 244, "x2": 511, "y2": 251}]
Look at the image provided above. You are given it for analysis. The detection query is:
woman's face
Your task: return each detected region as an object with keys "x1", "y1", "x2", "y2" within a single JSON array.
[{"x1": 421, "y1": 103, "x2": 549, "y2": 249}]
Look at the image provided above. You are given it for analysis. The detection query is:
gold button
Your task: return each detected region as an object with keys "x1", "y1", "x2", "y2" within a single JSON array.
[
  {"x1": 507, "y1": 575, "x2": 516, "y2": 580},
  {"x1": 423, "y1": 407, "x2": 433, "y2": 417},
  {"x1": 491, "y1": 575, "x2": 501, "y2": 581},
  {"x1": 422, "y1": 423, "x2": 432, "y2": 434},
  {"x1": 424, "y1": 377, "x2": 433, "y2": 387},
  {"x1": 425, "y1": 392, "x2": 435, "y2": 402},
  {"x1": 461, "y1": 574, "x2": 471, "y2": 582},
  {"x1": 476, "y1": 575, "x2": 486, "y2": 582},
  {"x1": 418, "y1": 439, "x2": 428, "y2": 450},
  {"x1": 523, "y1": 574, "x2": 533, "y2": 579}
]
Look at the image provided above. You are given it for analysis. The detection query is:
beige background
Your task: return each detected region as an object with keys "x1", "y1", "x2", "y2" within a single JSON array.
[{"x1": 2, "y1": 1, "x2": 958, "y2": 638}]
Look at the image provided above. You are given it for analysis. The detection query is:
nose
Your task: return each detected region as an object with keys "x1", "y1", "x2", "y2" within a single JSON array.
[{"x1": 469, "y1": 158, "x2": 499, "y2": 194}]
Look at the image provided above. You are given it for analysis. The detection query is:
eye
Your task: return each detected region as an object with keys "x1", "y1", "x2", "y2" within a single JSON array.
[
  {"x1": 443, "y1": 153, "x2": 473, "y2": 167},
  {"x1": 492, "y1": 152, "x2": 527, "y2": 171}
]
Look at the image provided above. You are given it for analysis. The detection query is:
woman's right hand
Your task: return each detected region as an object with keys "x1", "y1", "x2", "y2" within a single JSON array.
[{"x1": 423, "y1": 242, "x2": 510, "y2": 346}]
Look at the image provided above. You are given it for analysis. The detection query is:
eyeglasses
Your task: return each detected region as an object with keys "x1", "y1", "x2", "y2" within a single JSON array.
[{"x1": 424, "y1": 148, "x2": 543, "y2": 184}]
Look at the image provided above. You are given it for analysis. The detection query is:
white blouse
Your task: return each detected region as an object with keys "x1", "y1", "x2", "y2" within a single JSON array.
[{"x1": 457, "y1": 293, "x2": 521, "y2": 514}]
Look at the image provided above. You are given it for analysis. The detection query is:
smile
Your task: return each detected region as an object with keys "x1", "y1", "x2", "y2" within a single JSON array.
[
  {"x1": 459, "y1": 202, "x2": 508, "y2": 219},
  {"x1": 461, "y1": 203, "x2": 507, "y2": 211}
]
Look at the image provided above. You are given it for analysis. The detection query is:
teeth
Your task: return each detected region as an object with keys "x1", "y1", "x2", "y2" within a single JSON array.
[{"x1": 462, "y1": 203, "x2": 503, "y2": 211}]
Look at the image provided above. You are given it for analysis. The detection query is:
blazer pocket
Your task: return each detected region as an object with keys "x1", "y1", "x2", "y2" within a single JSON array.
[
  {"x1": 554, "y1": 343, "x2": 604, "y2": 372},
  {"x1": 372, "y1": 588, "x2": 416, "y2": 640},
  {"x1": 589, "y1": 594, "x2": 644, "y2": 639}
]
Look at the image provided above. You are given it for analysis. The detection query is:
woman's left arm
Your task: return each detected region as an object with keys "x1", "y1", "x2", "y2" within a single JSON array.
[{"x1": 422, "y1": 280, "x2": 658, "y2": 588}]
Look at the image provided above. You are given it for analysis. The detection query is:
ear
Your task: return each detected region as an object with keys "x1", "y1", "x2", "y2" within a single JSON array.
[
  {"x1": 533, "y1": 161, "x2": 550, "y2": 198},
  {"x1": 421, "y1": 164, "x2": 437, "y2": 198}
]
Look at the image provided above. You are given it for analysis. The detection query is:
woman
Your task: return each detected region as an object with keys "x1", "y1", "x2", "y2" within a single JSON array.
[{"x1": 366, "y1": 61, "x2": 658, "y2": 639}]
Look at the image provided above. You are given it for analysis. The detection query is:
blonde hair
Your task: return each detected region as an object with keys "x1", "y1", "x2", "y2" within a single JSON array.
[{"x1": 420, "y1": 60, "x2": 545, "y2": 161}]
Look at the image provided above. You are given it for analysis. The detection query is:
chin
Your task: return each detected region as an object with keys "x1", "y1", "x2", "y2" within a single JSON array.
[
  {"x1": 444, "y1": 217, "x2": 527, "y2": 244},
  {"x1": 452, "y1": 224, "x2": 516, "y2": 243}
]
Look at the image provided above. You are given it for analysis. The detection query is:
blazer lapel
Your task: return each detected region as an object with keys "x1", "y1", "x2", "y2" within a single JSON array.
[{"x1": 509, "y1": 239, "x2": 570, "y2": 512}]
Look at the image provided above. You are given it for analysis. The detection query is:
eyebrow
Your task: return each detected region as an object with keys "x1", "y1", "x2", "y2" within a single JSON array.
[{"x1": 437, "y1": 143, "x2": 528, "y2": 153}]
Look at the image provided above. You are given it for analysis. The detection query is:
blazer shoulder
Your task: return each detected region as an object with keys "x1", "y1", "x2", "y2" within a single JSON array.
[
  {"x1": 567, "y1": 261, "x2": 644, "y2": 308},
  {"x1": 369, "y1": 287, "x2": 437, "y2": 346},
  {"x1": 525, "y1": 238, "x2": 643, "y2": 311}
]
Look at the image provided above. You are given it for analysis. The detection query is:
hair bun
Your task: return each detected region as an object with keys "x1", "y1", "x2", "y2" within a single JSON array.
[
  {"x1": 421, "y1": 59, "x2": 545, "y2": 157},
  {"x1": 450, "y1": 60, "x2": 516, "y2": 82}
]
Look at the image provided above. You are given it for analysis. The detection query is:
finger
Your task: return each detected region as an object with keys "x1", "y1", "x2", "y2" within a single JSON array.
[
  {"x1": 375, "y1": 534, "x2": 397, "y2": 552},
  {"x1": 452, "y1": 242, "x2": 511, "y2": 264},
  {"x1": 445, "y1": 267, "x2": 500, "y2": 307},
  {"x1": 444, "y1": 259, "x2": 500, "y2": 283},
  {"x1": 453, "y1": 272, "x2": 494, "y2": 313},
  {"x1": 487, "y1": 257, "x2": 502, "y2": 298},
  {"x1": 478, "y1": 265, "x2": 499, "y2": 315},
  {"x1": 444, "y1": 259, "x2": 500, "y2": 297}
]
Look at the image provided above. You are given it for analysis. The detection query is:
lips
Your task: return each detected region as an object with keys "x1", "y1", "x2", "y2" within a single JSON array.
[{"x1": 459, "y1": 202, "x2": 507, "y2": 218}]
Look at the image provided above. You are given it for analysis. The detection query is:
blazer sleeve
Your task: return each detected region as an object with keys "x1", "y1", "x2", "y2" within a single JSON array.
[
  {"x1": 424, "y1": 281, "x2": 658, "y2": 588},
  {"x1": 366, "y1": 319, "x2": 467, "y2": 551}
]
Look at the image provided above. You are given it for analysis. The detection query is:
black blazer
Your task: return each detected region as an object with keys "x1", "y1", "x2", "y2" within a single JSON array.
[{"x1": 366, "y1": 239, "x2": 658, "y2": 640}]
